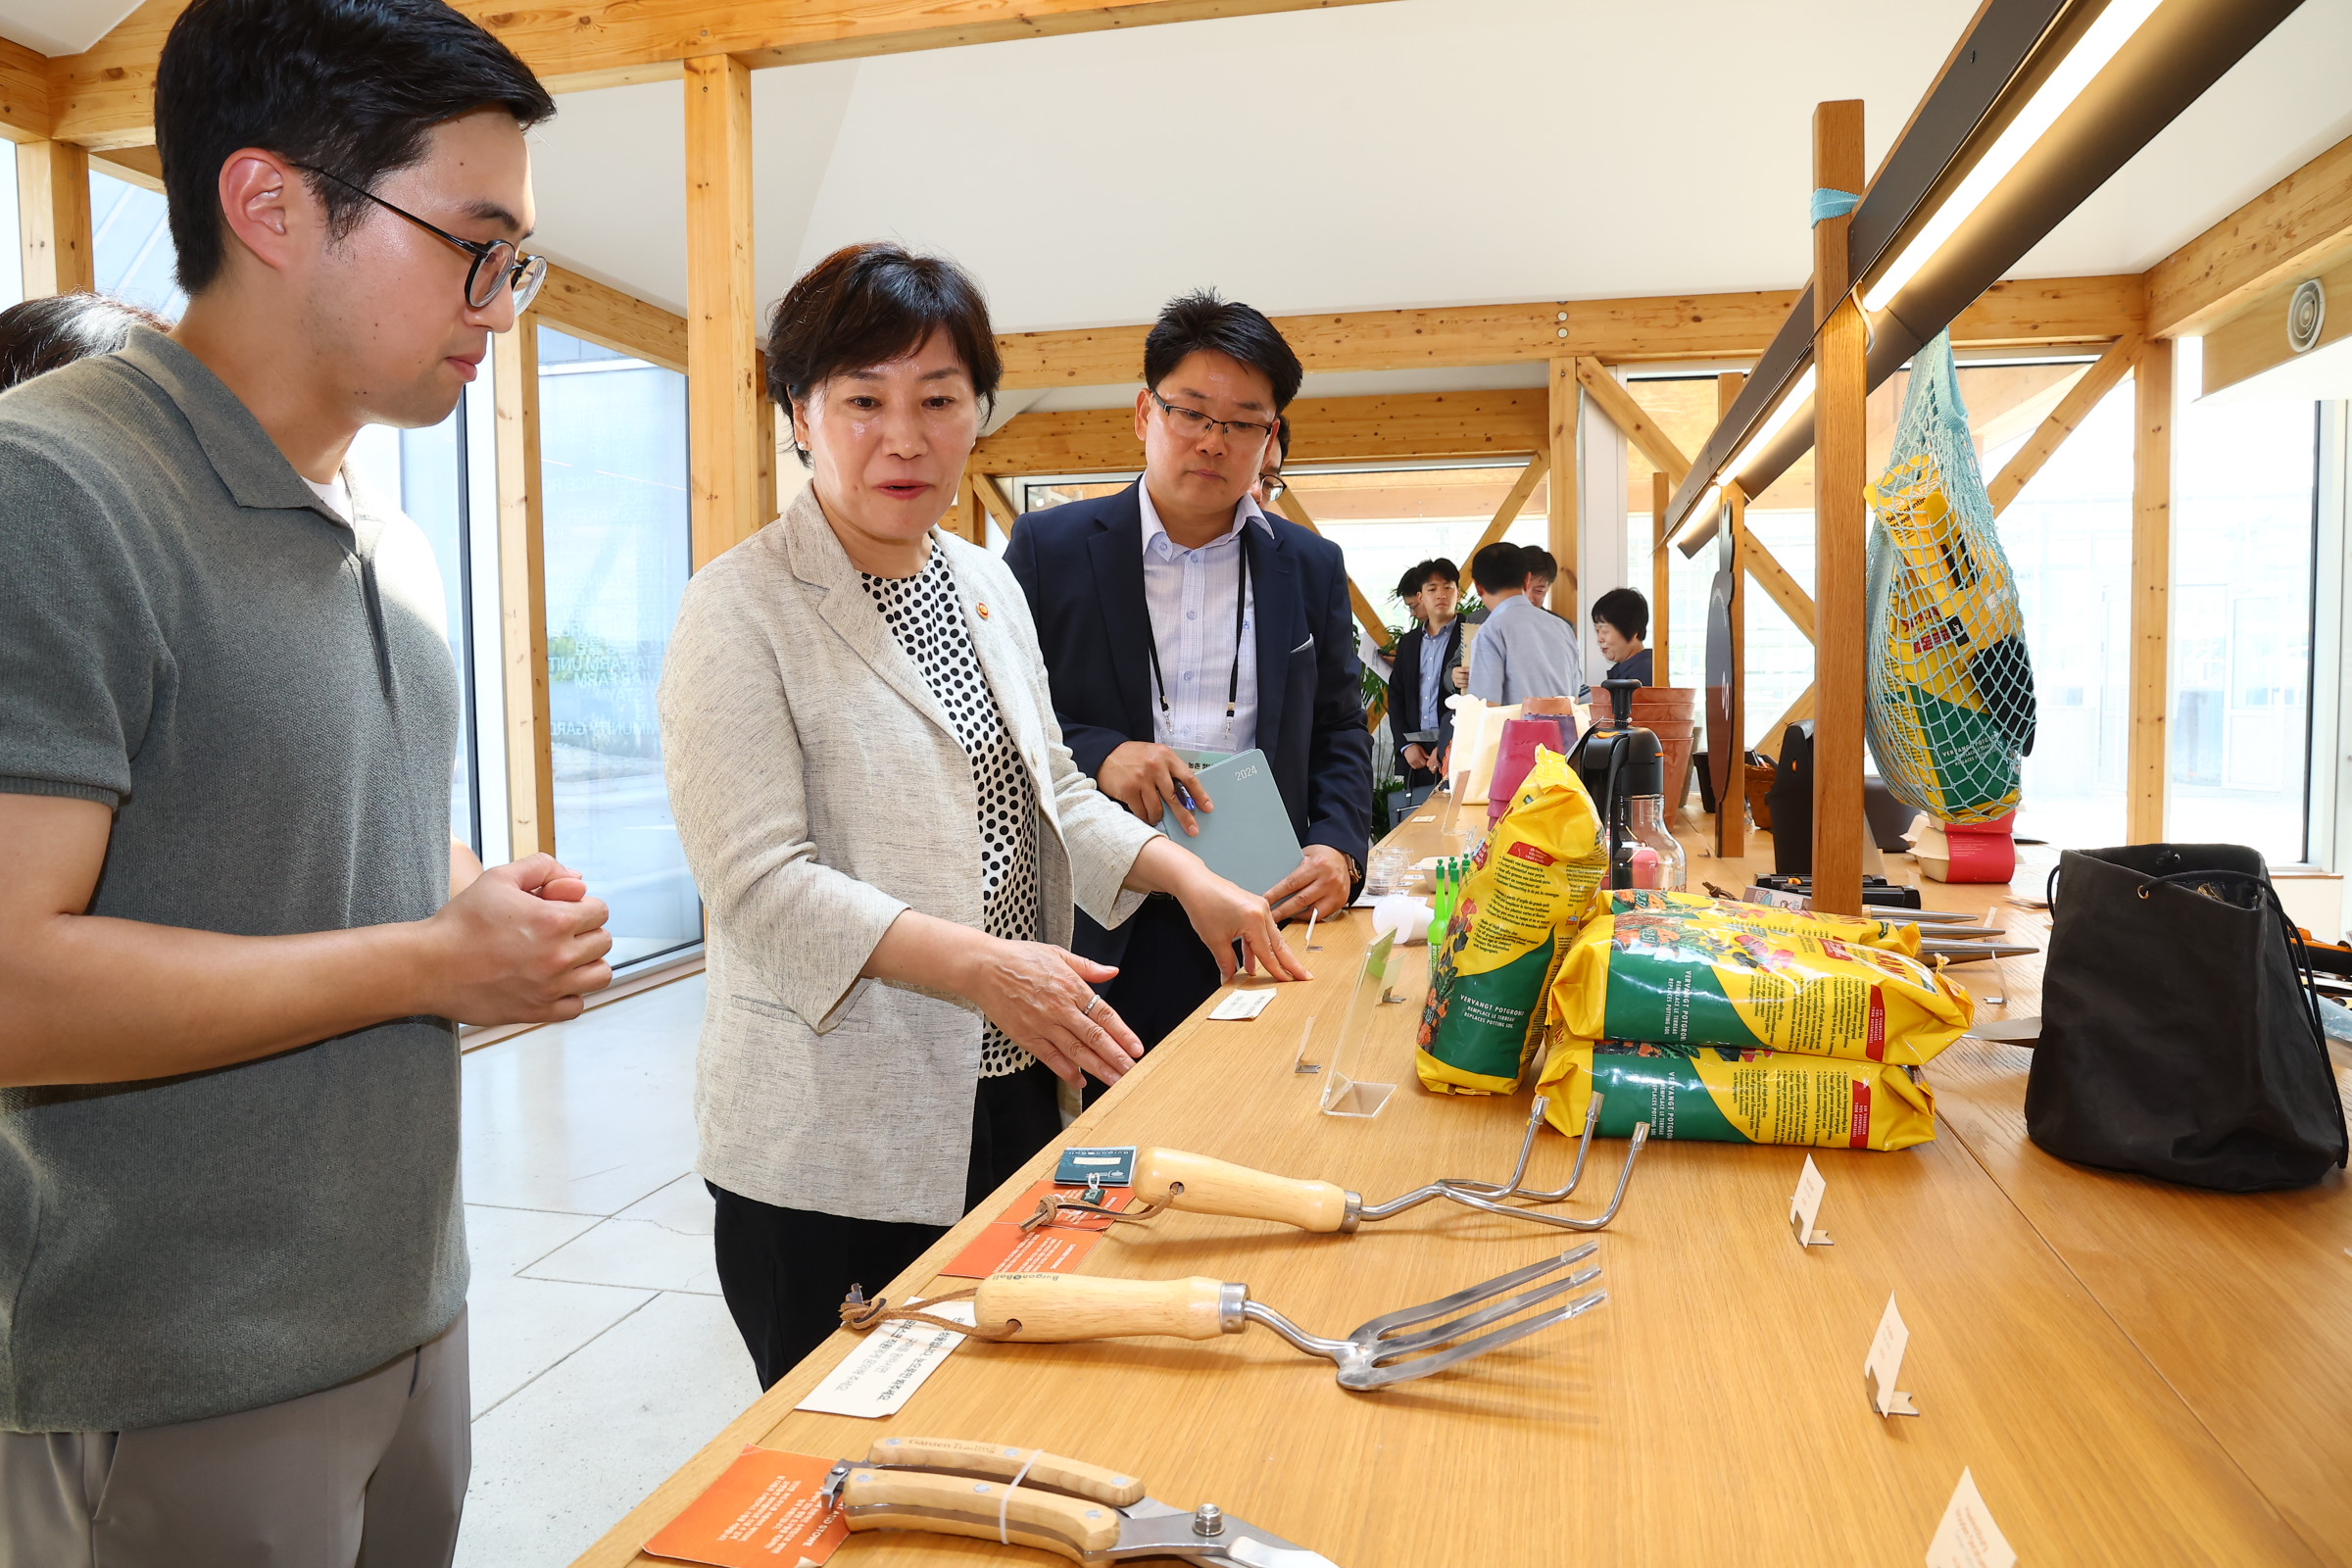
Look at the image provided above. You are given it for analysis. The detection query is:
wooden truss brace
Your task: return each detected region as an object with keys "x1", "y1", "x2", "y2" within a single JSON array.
[
  {"x1": 1469, "y1": 451, "x2": 1551, "y2": 558},
  {"x1": 1985, "y1": 333, "x2": 2141, "y2": 515},
  {"x1": 1269, "y1": 489, "x2": 1392, "y2": 647}
]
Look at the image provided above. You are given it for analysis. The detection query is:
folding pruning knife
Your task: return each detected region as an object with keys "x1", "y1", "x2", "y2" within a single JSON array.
[{"x1": 819, "y1": 1436, "x2": 1339, "y2": 1567}]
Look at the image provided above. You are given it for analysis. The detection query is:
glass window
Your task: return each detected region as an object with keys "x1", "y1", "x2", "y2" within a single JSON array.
[
  {"x1": 345, "y1": 405, "x2": 483, "y2": 854},
  {"x1": 1980, "y1": 376, "x2": 2135, "y2": 849},
  {"x1": 2168, "y1": 343, "x2": 2318, "y2": 861},
  {"x1": 89, "y1": 172, "x2": 186, "y2": 319},
  {"x1": 538, "y1": 325, "x2": 700, "y2": 967}
]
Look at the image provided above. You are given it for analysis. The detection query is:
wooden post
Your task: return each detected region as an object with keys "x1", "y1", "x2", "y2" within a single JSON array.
[
  {"x1": 684, "y1": 54, "x2": 760, "y2": 570},
  {"x1": 18, "y1": 139, "x2": 92, "y2": 297},
  {"x1": 493, "y1": 319, "x2": 557, "y2": 860},
  {"x1": 1811, "y1": 98, "x2": 1868, "y2": 916},
  {"x1": 1651, "y1": 470, "x2": 1671, "y2": 686},
  {"x1": 1547, "y1": 357, "x2": 1580, "y2": 614},
  {"x1": 2128, "y1": 337, "x2": 2173, "y2": 844},
  {"x1": 755, "y1": 350, "x2": 777, "y2": 528},
  {"x1": 1714, "y1": 373, "x2": 1746, "y2": 860}
]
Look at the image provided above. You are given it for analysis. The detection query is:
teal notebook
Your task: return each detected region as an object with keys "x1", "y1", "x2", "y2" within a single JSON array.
[{"x1": 1159, "y1": 747, "x2": 1303, "y2": 898}]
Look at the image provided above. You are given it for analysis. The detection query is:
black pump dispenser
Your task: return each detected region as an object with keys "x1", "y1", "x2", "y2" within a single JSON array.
[{"x1": 1569, "y1": 678, "x2": 1663, "y2": 890}]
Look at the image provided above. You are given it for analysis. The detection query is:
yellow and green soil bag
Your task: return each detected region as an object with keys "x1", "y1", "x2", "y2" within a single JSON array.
[
  {"x1": 1596, "y1": 889, "x2": 1923, "y2": 956},
  {"x1": 1550, "y1": 906, "x2": 1971, "y2": 1066},
  {"x1": 1540, "y1": 1039, "x2": 1936, "y2": 1152},
  {"x1": 1416, "y1": 751, "x2": 1607, "y2": 1095}
]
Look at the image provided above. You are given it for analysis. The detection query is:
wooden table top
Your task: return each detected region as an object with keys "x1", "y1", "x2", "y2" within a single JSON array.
[{"x1": 577, "y1": 812, "x2": 2348, "y2": 1568}]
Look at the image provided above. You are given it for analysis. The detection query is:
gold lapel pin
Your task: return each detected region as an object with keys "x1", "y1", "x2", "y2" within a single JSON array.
[{"x1": 976, "y1": 603, "x2": 992, "y2": 618}]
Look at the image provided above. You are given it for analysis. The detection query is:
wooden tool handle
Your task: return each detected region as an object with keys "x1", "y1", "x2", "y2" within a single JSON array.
[
  {"x1": 974, "y1": 1272, "x2": 1232, "y2": 1342},
  {"x1": 863, "y1": 1437, "x2": 1147, "y2": 1506},
  {"x1": 838, "y1": 1465, "x2": 1121, "y2": 1561},
  {"x1": 1133, "y1": 1147, "x2": 1352, "y2": 1232}
]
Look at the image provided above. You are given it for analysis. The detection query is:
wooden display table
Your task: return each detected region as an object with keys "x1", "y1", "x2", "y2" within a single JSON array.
[{"x1": 576, "y1": 812, "x2": 2348, "y2": 1568}]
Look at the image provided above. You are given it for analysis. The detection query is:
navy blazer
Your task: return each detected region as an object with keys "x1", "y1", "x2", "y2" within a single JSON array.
[
  {"x1": 1004, "y1": 483, "x2": 1373, "y2": 906},
  {"x1": 1387, "y1": 618, "x2": 1463, "y2": 775}
]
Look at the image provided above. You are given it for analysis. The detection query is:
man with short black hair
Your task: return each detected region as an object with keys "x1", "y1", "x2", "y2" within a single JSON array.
[
  {"x1": 1467, "y1": 540, "x2": 1589, "y2": 707},
  {"x1": 1520, "y1": 545, "x2": 1559, "y2": 612},
  {"x1": 1389, "y1": 558, "x2": 1463, "y2": 788},
  {"x1": 0, "y1": 3, "x2": 606, "y2": 1562},
  {"x1": 1007, "y1": 292, "x2": 1372, "y2": 1066}
]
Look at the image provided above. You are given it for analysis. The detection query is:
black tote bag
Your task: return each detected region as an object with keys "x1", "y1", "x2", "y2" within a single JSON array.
[{"x1": 2026, "y1": 843, "x2": 2348, "y2": 1192}]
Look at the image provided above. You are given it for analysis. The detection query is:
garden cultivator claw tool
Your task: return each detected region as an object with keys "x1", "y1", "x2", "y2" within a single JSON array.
[
  {"x1": 1023, "y1": 1095, "x2": 1646, "y2": 1238},
  {"x1": 819, "y1": 1436, "x2": 1339, "y2": 1565},
  {"x1": 840, "y1": 1246, "x2": 1606, "y2": 1391}
]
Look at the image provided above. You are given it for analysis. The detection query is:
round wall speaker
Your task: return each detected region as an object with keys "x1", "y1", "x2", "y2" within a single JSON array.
[{"x1": 2287, "y1": 277, "x2": 2326, "y2": 354}]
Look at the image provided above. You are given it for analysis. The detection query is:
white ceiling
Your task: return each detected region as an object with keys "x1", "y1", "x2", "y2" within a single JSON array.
[
  {"x1": 524, "y1": 0, "x2": 2352, "y2": 342},
  {"x1": 0, "y1": 1, "x2": 139, "y2": 56}
]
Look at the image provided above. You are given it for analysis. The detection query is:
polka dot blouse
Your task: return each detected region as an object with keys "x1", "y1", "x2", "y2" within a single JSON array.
[{"x1": 861, "y1": 548, "x2": 1043, "y2": 1078}]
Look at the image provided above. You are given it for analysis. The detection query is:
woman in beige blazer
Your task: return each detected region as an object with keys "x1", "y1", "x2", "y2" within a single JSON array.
[{"x1": 660, "y1": 243, "x2": 1303, "y2": 1386}]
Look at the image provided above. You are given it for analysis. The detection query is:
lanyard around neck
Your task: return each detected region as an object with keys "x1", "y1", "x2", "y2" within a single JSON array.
[{"x1": 1146, "y1": 528, "x2": 1251, "y2": 734}]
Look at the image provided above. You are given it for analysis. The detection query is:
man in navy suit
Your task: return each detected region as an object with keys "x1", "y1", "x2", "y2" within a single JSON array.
[
  {"x1": 1005, "y1": 292, "x2": 1371, "y2": 1069},
  {"x1": 1388, "y1": 557, "x2": 1464, "y2": 790}
]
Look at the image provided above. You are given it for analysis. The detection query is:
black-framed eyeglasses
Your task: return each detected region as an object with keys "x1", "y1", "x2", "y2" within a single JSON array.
[
  {"x1": 1149, "y1": 388, "x2": 1278, "y2": 445},
  {"x1": 298, "y1": 165, "x2": 547, "y2": 313},
  {"x1": 1258, "y1": 472, "x2": 1289, "y2": 500}
]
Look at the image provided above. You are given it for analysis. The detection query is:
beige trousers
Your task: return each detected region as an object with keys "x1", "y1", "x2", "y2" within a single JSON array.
[{"x1": 0, "y1": 1309, "x2": 468, "y2": 1568}]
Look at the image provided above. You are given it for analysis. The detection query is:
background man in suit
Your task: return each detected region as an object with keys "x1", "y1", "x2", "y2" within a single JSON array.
[
  {"x1": 1251, "y1": 414, "x2": 1290, "y2": 508},
  {"x1": 1388, "y1": 557, "x2": 1462, "y2": 789},
  {"x1": 1006, "y1": 292, "x2": 1371, "y2": 1067}
]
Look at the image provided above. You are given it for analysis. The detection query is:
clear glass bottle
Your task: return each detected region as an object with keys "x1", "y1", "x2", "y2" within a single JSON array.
[{"x1": 1626, "y1": 794, "x2": 1687, "y2": 891}]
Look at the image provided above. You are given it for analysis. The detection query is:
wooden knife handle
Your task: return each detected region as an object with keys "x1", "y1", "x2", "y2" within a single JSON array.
[
  {"x1": 838, "y1": 1465, "x2": 1121, "y2": 1561},
  {"x1": 863, "y1": 1436, "x2": 1147, "y2": 1506},
  {"x1": 974, "y1": 1272, "x2": 1234, "y2": 1342},
  {"x1": 1133, "y1": 1147, "x2": 1352, "y2": 1232}
]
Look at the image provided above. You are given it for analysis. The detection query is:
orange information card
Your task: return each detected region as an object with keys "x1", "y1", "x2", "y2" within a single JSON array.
[
  {"x1": 937, "y1": 1180, "x2": 1136, "y2": 1280},
  {"x1": 643, "y1": 1446, "x2": 850, "y2": 1568}
]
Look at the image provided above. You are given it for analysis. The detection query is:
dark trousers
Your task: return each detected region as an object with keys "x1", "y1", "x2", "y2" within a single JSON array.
[
  {"x1": 1080, "y1": 895, "x2": 1225, "y2": 1108},
  {"x1": 708, "y1": 1061, "x2": 1063, "y2": 1391}
]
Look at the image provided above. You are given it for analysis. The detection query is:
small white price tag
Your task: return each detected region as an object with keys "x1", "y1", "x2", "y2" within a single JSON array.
[
  {"x1": 1208, "y1": 988, "x2": 1276, "y2": 1021},
  {"x1": 796, "y1": 1301, "x2": 972, "y2": 1419},
  {"x1": 1925, "y1": 1469, "x2": 2015, "y2": 1568},
  {"x1": 1864, "y1": 1292, "x2": 1919, "y2": 1417},
  {"x1": 1788, "y1": 1154, "x2": 1833, "y2": 1247}
]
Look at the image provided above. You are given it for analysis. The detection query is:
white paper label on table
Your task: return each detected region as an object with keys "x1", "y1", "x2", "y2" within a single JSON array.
[
  {"x1": 1925, "y1": 1469, "x2": 2015, "y2": 1568},
  {"x1": 1209, "y1": 988, "x2": 1276, "y2": 1021},
  {"x1": 1864, "y1": 1292, "x2": 1920, "y2": 1417},
  {"x1": 796, "y1": 1301, "x2": 973, "y2": 1419},
  {"x1": 1789, "y1": 1154, "x2": 1833, "y2": 1247}
]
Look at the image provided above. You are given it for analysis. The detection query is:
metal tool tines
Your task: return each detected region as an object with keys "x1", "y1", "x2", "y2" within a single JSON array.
[{"x1": 1023, "y1": 1095, "x2": 1645, "y2": 1239}]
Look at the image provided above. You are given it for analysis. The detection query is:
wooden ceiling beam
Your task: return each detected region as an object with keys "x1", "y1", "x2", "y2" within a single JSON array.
[
  {"x1": 972, "y1": 388, "x2": 1548, "y2": 476},
  {"x1": 2145, "y1": 131, "x2": 2352, "y2": 340},
  {"x1": 998, "y1": 274, "x2": 2143, "y2": 390},
  {"x1": 46, "y1": 0, "x2": 1396, "y2": 149}
]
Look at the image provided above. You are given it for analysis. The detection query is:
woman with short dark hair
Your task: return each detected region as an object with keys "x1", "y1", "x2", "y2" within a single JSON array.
[
  {"x1": 1592, "y1": 586, "x2": 1653, "y2": 685},
  {"x1": 660, "y1": 242, "x2": 1303, "y2": 1385},
  {"x1": 0, "y1": 293, "x2": 172, "y2": 392}
]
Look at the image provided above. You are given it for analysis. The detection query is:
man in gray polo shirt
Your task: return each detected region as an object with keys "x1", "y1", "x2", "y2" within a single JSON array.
[
  {"x1": 0, "y1": 4, "x2": 610, "y2": 1564},
  {"x1": 1466, "y1": 540, "x2": 1591, "y2": 707}
]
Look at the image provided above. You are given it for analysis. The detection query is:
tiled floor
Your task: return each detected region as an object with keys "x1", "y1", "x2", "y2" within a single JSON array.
[{"x1": 455, "y1": 973, "x2": 760, "y2": 1568}]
